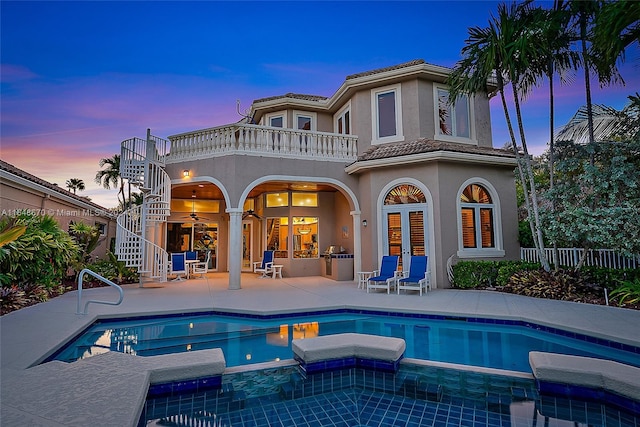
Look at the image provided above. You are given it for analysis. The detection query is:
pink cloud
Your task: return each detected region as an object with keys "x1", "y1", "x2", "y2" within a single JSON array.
[{"x1": 0, "y1": 64, "x2": 38, "y2": 83}]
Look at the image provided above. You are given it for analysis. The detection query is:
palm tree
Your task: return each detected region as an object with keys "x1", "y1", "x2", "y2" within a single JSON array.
[
  {"x1": 448, "y1": 1, "x2": 551, "y2": 271},
  {"x1": 95, "y1": 154, "x2": 125, "y2": 209},
  {"x1": 65, "y1": 178, "x2": 85, "y2": 194},
  {"x1": 591, "y1": 0, "x2": 639, "y2": 84}
]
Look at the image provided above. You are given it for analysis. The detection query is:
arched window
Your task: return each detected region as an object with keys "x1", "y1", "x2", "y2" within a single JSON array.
[
  {"x1": 384, "y1": 184, "x2": 426, "y2": 205},
  {"x1": 460, "y1": 184, "x2": 495, "y2": 249}
]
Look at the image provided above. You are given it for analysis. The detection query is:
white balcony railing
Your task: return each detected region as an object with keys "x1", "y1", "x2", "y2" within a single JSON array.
[{"x1": 166, "y1": 123, "x2": 358, "y2": 163}]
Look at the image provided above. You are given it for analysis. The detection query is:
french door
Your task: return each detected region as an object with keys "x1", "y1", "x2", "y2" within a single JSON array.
[{"x1": 382, "y1": 205, "x2": 427, "y2": 270}]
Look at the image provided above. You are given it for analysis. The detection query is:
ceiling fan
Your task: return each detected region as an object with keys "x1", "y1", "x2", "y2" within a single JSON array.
[
  {"x1": 180, "y1": 191, "x2": 211, "y2": 222},
  {"x1": 242, "y1": 209, "x2": 261, "y2": 220}
]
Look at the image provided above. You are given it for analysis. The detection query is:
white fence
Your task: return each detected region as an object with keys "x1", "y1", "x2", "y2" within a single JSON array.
[{"x1": 521, "y1": 248, "x2": 639, "y2": 269}]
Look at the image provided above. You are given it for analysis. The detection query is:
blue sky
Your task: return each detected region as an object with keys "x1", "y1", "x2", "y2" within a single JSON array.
[{"x1": 2, "y1": 1, "x2": 639, "y2": 208}]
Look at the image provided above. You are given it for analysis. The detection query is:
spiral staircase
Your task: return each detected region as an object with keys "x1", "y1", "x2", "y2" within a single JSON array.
[{"x1": 116, "y1": 131, "x2": 171, "y2": 284}]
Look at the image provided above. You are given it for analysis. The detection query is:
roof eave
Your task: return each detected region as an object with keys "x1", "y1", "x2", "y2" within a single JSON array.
[{"x1": 345, "y1": 151, "x2": 517, "y2": 174}]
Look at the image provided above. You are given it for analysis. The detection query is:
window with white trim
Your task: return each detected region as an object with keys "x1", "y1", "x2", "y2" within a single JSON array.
[
  {"x1": 435, "y1": 85, "x2": 473, "y2": 142},
  {"x1": 371, "y1": 84, "x2": 403, "y2": 143},
  {"x1": 334, "y1": 102, "x2": 351, "y2": 135},
  {"x1": 265, "y1": 111, "x2": 287, "y2": 128},
  {"x1": 457, "y1": 182, "x2": 503, "y2": 257}
]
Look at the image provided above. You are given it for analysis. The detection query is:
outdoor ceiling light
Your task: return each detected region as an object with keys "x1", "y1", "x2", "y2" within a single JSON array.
[{"x1": 183, "y1": 170, "x2": 190, "y2": 177}]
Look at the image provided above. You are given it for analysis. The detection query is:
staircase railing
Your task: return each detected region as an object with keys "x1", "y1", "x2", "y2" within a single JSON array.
[{"x1": 116, "y1": 130, "x2": 171, "y2": 283}]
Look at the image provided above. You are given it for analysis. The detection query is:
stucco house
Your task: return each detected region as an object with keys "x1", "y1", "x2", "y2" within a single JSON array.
[
  {"x1": 0, "y1": 159, "x2": 117, "y2": 259},
  {"x1": 117, "y1": 59, "x2": 519, "y2": 289}
]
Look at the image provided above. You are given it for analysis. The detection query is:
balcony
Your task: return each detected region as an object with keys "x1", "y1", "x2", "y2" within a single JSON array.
[{"x1": 166, "y1": 123, "x2": 358, "y2": 163}]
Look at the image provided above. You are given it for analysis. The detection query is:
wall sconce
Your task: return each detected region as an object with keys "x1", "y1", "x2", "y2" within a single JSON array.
[
  {"x1": 362, "y1": 219, "x2": 367, "y2": 227},
  {"x1": 183, "y1": 170, "x2": 190, "y2": 178}
]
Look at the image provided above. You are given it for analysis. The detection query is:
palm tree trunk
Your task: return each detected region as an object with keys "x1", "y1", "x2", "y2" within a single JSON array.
[
  {"x1": 495, "y1": 75, "x2": 539, "y2": 261},
  {"x1": 511, "y1": 82, "x2": 551, "y2": 272},
  {"x1": 548, "y1": 63, "x2": 560, "y2": 271}
]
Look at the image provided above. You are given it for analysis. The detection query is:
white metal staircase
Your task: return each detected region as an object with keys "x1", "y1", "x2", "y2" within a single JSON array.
[{"x1": 116, "y1": 130, "x2": 171, "y2": 284}]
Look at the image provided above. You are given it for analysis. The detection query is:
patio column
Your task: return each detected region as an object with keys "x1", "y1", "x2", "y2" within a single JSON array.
[{"x1": 227, "y1": 208, "x2": 243, "y2": 290}]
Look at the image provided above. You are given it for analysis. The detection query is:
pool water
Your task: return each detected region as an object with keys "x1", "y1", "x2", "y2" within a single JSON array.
[{"x1": 51, "y1": 310, "x2": 640, "y2": 373}]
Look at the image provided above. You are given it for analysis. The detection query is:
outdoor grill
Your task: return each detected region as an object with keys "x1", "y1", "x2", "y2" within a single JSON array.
[{"x1": 323, "y1": 245, "x2": 345, "y2": 275}]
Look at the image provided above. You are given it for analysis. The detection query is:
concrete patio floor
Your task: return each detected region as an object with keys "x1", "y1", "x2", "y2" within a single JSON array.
[{"x1": 1, "y1": 272, "x2": 639, "y2": 426}]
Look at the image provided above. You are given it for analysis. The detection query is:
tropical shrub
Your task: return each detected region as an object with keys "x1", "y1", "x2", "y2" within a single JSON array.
[
  {"x1": 609, "y1": 278, "x2": 640, "y2": 307},
  {"x1": 496, "y1": 261, "x2": 540, "y2": 286},
  {"x1": 504, "y1": 269, "x2": 594, "y2": 301},
  {"x1": 0, "y1": 213, "x2": 79, "y2": 289},
  {"x1": 451, "y1": 261, "x2": 500, "y2": 288}
]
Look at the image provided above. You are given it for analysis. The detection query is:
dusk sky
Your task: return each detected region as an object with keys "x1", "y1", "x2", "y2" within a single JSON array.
[{"x1": 2, "y1": 1, "x2": 639, "y2": 209}]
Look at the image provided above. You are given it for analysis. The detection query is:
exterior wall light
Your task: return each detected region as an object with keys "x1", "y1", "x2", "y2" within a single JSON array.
[
  {"x1": 362, "y1": 219, "x2": 367, "y2": 227},
  {"x1": 183, "y1": 170, "x2": 190, "y2": 178}
]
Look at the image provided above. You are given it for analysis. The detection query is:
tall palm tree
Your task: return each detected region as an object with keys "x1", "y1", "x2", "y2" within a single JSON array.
[
  {"x1": 95, "y1": 154, "x2": 125, "y2": 209},
  {"x1": 448, "y1": 1, "x2": 551, "y2": 271},
  {"x1": 65, "y1": 178, "x2": 85, "y2": 194}
]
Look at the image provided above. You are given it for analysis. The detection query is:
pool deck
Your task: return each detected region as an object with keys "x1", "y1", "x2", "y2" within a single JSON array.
[{"x1": 1, "y1": 273, "x2": 639, "y2": 426}]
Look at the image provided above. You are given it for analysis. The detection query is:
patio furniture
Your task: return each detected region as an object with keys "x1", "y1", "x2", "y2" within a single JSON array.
[
  {"x1": 356, "y1": 271, "x2": 372, "y2": 290},
  {"x1": 169, "y1": 252, "x2": 188, "y2": 281},
  {"x1": 253, "y1": 250, "x2": 274, "y2": 278},
  {"x1": 396, "y1": 255, "x2": 430, "y2": 296},
  {"x1": 367, "y1": 255, "x2": 399, "y2": 294},
  {"x1": 191, "y1": 252, "x2": 211, "y2": 278},
  {"x1": 271, "y1": 264, "x2": 283, "y2": 279}
]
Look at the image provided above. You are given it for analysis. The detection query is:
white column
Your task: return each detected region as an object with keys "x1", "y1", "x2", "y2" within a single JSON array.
[
  {"x1": 351, "y1": 211, "x2": 362, "y2": 277},
  {"x1": 227, "y1": 208, "x2": 243, "y2": 290}
]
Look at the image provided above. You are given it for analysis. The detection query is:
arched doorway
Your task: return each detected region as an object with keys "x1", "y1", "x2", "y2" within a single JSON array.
[{"x1": 381, "y1": 184, "x2": 428, "y2": 270}]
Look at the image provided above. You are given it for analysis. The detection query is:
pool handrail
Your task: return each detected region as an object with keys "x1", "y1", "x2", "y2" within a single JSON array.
[{"x1": 76, "y1": 268, "x2": 124, "y2": 315}]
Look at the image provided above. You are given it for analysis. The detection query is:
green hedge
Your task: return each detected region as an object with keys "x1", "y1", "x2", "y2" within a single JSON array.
[{"x1": 451, "y1": 260, "x2": 640, "y2": 290}]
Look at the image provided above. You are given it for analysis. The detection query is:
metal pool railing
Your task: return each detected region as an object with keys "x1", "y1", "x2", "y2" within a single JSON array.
[{"x1": 76, "y1": 268, "x2": 124, "y2": 315}]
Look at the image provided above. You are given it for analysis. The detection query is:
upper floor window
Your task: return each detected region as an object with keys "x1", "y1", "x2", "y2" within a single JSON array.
[
  {"x1": 435, "y1": 85, "x2": 473, "y2": 142},
  {"x1": 334, "y1": 102, "x2": 351, "y2": 135},
  {"x1": 457, "y1": 181, "x2": 504, "y2": 258},
  {"x1": 294, "y1": 111, "x2": 316, "y2": 132},
  {"x1": 265, "y1": 111, "x2": 287, "y2": 128},
  {"x1": 371, "y1": 84, "x2": 403, "y2": 144}
]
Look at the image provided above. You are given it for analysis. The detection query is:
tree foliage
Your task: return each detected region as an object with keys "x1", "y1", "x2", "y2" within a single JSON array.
[{"x1": 541, "y1": 139, "x2": 640, "y2": 257}]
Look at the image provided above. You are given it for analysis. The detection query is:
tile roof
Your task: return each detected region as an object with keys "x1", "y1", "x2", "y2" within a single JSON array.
[
  {"x1": 253, "y1": 92, "x2": 328, "y2": 104},
  {"x1": 346, "y1": 59, "x2": 427, "y2": 80},
  {"x1": 0, "y1": 159, "x2": 113, "y2": 214},
  {"x1": 357, "y1": 138, "x2": 516, "y2": 162}
]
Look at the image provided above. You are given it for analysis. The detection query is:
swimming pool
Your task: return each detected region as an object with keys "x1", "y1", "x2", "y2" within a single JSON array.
[{"x1": 50, "y1": 309, "x2": 640, "y2": 373}]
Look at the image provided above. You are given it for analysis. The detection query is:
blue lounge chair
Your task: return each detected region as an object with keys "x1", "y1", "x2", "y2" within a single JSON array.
[
  {"x1": 397, "y1": 256, "x2": 430, "y2": 295},
  {"x1": 367, "y1": 255, "x2": 399, "y2": 294},
  {"x1": 169, "y1": 252, "x2": 188, "y2": 281},
  {"x1": 253, "y1": 250, "x2": 274, "y2": 278}
]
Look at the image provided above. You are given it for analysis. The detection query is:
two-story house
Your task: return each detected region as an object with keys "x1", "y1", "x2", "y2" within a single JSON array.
[{"x1": 117, "y1": 59, "x2": 519, "y2": 290}]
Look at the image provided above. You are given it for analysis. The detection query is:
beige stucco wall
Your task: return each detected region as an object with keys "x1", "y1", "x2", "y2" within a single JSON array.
[
  {"x1": 0, "y1": 178, "x2": 117, "y2": 260},
  {"x1": 354, "y1": 160, "x2": 518, "y2": 288}
]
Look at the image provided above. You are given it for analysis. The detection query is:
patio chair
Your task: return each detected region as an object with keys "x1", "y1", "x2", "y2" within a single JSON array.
[
  {"x1": 185, "y1": 251, "x2": 198, "y2": 261},
  {"x1": 397, "y1": 256, "x2": 430, "y2": 296},
  {"x1": 191, "y1": 251, "x2": 211, "y2": 278},
  {"x1": 169, "y1": 252, "x2": 188, "y2": 281},
  {"x1": 253, "y1": 250, "x2": 274, "y2": 278},
  {"x1": 367, "y1": 255, "x2": 399, "y2": 294}
]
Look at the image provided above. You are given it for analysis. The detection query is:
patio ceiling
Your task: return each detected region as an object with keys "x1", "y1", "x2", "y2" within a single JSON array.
[{"x1": 171, "y1": 181, "x2": 337, "y2": 200}]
